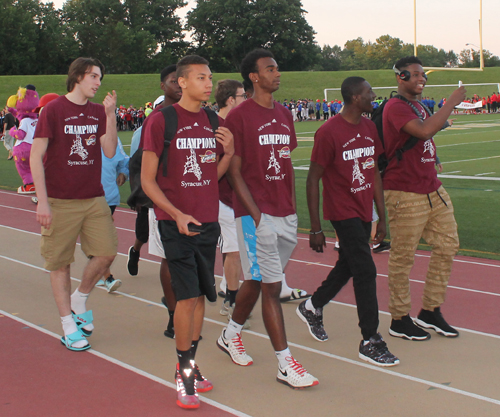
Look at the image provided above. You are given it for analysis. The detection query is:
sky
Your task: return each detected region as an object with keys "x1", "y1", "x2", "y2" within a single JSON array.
[{"x1": 46, "y1": 0, "x2": 500, "y2": 58}]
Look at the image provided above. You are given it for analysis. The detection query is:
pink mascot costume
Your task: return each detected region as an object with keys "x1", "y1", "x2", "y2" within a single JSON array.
[{"x1": 7, "y1": 84, "x2": 40, "y2": 194}]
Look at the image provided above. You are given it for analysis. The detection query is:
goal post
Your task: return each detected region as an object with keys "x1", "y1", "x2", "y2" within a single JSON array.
[{"x1": 324, "y1": 83, "x2": 500, "y2": 103}]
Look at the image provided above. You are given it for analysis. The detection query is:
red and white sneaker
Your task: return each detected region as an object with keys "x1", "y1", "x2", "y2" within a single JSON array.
[
  {"x1": 175, "y1": 363, "x2": 199, "y2": 409},
  {"x1": 194, "y1": 363, "x2": 213, "y2": 392},
  {"x1": 276, "y1": 357, "x2": 319, "y2": 389},
  {"x1": 217, "y1": 328, "x2": 253, "y2": 366},
  {"x1": 18, "y1": 183, "x2": 36, "y2": 194}
]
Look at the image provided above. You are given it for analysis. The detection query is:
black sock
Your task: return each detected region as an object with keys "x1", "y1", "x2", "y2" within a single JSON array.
[
  {"x1": 167, "y1": 310, "x2": 174, "y2": 331},
  {"x1": 190, "y1": 339, "x2": 199, "y2": 361},
  {"x1": 226, "y1": 289, "x2": 238, "y2": 305},
  {"x1": 177, "y1": 348, "x2": 192, "y2": 371}
]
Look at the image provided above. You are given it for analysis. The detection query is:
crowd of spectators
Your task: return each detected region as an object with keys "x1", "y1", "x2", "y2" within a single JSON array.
[{"x1": 112, "y1": 90, "x2": 500, "y2": 133}]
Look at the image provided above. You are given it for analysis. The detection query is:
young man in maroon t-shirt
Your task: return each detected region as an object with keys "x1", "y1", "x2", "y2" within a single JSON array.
[
  {"x1": 141, "y1": 55, "x2": 234, "y2": 410},
  {"x1": 298, "y1": 76, "x2": 399, "y2": 367},
  {"x1": 383, "y1": 56, "x2": 466, "y2": 341},
  {"x1": 216, "y1": 49, "x2": 318, "y2": 389},
  {"x1": 30, "y1": 57, "x2": 118, "y2": 352}
]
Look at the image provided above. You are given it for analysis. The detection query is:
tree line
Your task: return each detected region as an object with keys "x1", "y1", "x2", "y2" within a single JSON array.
[{"x1": 1, "y1": 0, "x2": 499, "y2": 76}]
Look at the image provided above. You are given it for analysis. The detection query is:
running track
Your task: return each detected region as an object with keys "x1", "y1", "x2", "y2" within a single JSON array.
[{"x1": 1, "y1": 190, "x2": 499, "y2": 416}]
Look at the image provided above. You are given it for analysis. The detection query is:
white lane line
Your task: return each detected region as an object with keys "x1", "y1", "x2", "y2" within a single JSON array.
[
  {"x1": 2, "y1": 263, "x2": 500, "y2": 408},
  {"x1": 438, "y1": 174, "x2": 500, "y2": 181},
  {"x1": 287, "y1": 257, "x2": 500, "y2": 296},
  {"x1": 1, "y1": 253, "x2": 500, "y2": 339},
  {"x1": 441, "y1": 155, "x2": 500, "y2": 164},
  {"x1": 0, "y1": 204, "x2": 36, "y2": 213},
  {"x1": 475, "y1": 172, "x2": 496, "y2": 176},
  {"x1": 0, "y1": 219, "x2": 500, "y2": 290},
  {"x1": 0, "y1": 311, "x2": 252, "y2": 417}
]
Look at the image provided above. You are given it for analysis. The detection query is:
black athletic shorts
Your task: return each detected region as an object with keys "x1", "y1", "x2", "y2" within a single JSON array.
[
  {"x1": 158, "y1": 220, "x2": 219, "y2": 302},
  {"x1": 135, "y1": 206, "x2": 149, "y2": 243}
]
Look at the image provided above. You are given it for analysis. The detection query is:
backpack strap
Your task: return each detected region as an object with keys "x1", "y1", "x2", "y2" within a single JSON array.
[
  {"x1": 160, "y1": 105, "x2": 178, "y2": 177},
  {"x1": 391, "y1": 94, "x2": 431, "y2": 162},
  {"x1": 159, "y1": 106, "x2": 218, "y2": 177},
  {"x1": 203, "y1": 107, "x2": 219, "y2": 133}
]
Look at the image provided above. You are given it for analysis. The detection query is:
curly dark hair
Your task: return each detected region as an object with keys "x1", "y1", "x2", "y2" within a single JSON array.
[{"x1": 240, "y1": 49, "x2": 274, "y2": 84}]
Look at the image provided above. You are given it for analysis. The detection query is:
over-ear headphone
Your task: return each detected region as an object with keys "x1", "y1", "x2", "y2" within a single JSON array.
[
  {"x1": 392, "y1": 64, "x2": 428, "y2": 82},
  {"x1": 393, "y1": 64, "x2": 411, "y2": 81}
]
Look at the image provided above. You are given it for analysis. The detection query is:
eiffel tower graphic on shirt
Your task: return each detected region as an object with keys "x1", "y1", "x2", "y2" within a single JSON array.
[
  {"x1": 267, "y1": 146, "x2": 281, "y2": 174},
  {"x1": 352, "y1": 158, "x2": 365, "y2": 185},
  {"x1": 423, "y1": 139, "x2": 435, "y2": 156},
  {"x1": 183, "y1": 148, "x2": 202, "y2": 180},
  {"x1": 69, "y1": 134, "x2": 88, "y2": 160}
]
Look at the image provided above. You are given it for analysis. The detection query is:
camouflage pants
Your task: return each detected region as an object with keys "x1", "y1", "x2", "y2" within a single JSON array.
[{"x1": 384, "y1": 186, "x2": 459, "y2": 319}]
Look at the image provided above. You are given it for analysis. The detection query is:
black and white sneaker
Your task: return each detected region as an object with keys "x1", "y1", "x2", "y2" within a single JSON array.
[
  {"x1": 389, "y1": 314, "x2": 431, "y2": 341},
  {"x1": 414, "y1": 307, "x2": 459, "y2": 337},
  {"x1": 372, "y1": 241, "x2": 391, "y2": 253},
  {"x1": 359, "y1": 333, "x2": 400, "y2": 367},
  {"x1": 127, "y1": 246, "x2": 140, "y2": 276},
  {"x1": 296, "y1": 301, "x2": 328, "y2": 342}
]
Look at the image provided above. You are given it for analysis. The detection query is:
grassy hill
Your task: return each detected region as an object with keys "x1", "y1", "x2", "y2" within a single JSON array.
[{"x1": 2, "y1": 67, "x2": 500, "y2": 108}]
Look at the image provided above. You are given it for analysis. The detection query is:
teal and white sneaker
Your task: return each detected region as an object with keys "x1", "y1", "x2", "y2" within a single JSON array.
[{"x1": 104, "y1": 275, "x2": 122, "y2": 293}]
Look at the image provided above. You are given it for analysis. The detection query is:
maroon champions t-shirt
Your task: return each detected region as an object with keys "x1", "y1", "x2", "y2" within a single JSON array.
[
  {"x1": 142, "y1": 103, "x2": 223, "y2": 223},
  {"x1": 34, "y1": 96, "x2": 106, "y2": 199},
  {"x1": 312, "y1": 114, "x2": 382, "y2": 222},
  {"x1": 224, "y1": 99, "x2": 297, "y2": 218},
  {"x1": 382, "y1": 98, "x2": 441, "y2": 194},
  {"x1": 218, "y1": 175, "x2": 233, "y2": 208}
]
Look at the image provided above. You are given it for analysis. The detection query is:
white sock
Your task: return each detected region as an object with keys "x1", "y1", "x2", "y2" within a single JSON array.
[
  {"x1": 225, "y1": 319, "x2": 243, "y2": 340},
  {"x1": 275, "y1": 348, "x2": 293, "y2": 369},
  {"x1": 71, "y1": 289, "x2": 88, "y2": 314},
  {"x1": 220, "y1": 274, "x2": 227, "y2": 293},
  {"x1": 61, "y1": 315, "x2": 87, "y2": 348},
  {"x1": 70, "y1": 289, "x2": 94, "y2": 332},
  {"x1": 280, "y1": 273, "x2": 292, "y2": 295},
  {"x1": 305, "y1": 298, "x2": 315, "y2": 312}
]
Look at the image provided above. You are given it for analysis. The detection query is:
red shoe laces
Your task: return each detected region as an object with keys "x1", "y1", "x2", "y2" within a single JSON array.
[
  {"x1": 233, "y1": 334, "x2": 246, "y2": 353},
  {"x1": 287, "y1": 357, "x2": 307, "y2": 376}
]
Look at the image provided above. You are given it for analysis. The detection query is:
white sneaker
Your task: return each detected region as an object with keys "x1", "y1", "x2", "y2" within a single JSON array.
[
  {"x1": 221, "y1": 301, "x2": 251, "y2": 329},
  {"x1": 220, "y1": 300, "x2": 231, "y2": 316},
  {"x1": 276, "y1": 358, "x2": 319, "y2": 389},
  {"x1": 104, "y1": 275, "x2": 122, "y2": 293},
  {"x1": 216, "y1": 328, "x2": 253, "y2": 366}
]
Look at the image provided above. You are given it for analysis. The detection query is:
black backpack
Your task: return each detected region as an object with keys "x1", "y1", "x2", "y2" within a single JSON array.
[
  {"x1": 127, "y1": 105, "x2": 219, "y2": 209},
  {"x1": 371, "y1": 92, "x2": 431, "y2": 175}
]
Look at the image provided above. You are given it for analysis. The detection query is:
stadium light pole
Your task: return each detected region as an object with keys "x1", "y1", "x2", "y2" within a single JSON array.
[{"x1": 413, "y1": 0, "x2": 417, "y2": 56}]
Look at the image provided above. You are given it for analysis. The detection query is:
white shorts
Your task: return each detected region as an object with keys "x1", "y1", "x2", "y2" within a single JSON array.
[
  {"x1": 372, "y1": 202, "x2": 379, "y2": 222},
  {"x1": 218, "y1": 201, "x2": 239, "y2": 253},
  {"x1": 148, "y1": 208, "x2": 166, "y2": 259},
  {"x1": 236, "y1": 213, "x2": 297, "y2": 284}
]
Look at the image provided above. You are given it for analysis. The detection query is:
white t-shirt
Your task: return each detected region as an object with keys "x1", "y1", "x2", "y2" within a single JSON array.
[{"x1": 14, "y1": 117, "x2": 38, "y2": 147}]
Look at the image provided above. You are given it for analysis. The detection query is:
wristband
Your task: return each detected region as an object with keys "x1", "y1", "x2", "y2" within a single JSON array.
[{"x1": 310, "y1": 230, "x2": 323, "y2": 235}]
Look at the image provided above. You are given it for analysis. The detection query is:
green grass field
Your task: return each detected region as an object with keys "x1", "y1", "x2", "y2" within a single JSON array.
[
  {"x1": 1, "y1": 68, "x2": 500, "y2": 260},
  {"x1": 1, "y1": 112, "x2": 499, "y2": 260},
  {"x1": 2, "y1": 67, "x2": 500, "y2": 108}
]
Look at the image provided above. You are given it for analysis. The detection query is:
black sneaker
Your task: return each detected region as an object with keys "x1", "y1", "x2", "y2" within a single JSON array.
[
  {"x1": 296, "y1": 300, "x2": 328, "y2": 342},
  {"x1": 389, "y1": 314, "x2": 431, "y2": 341},
  {"x1": 414, "y1": 307, "x2": 459, "y2": 337},
  {"x1": 127, "y1": 246, "x2": 140, "y2": 276},
  {"x1": 359, "y1": 333, "x2": 400, "y2": 367},
  {"x1": 373, "y1": 241, "x2": 391, "y2": 253}
]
